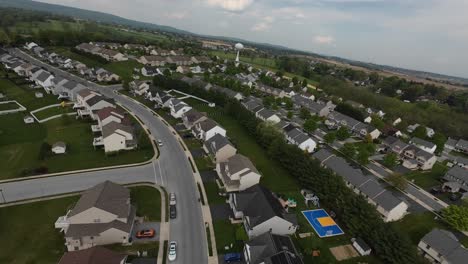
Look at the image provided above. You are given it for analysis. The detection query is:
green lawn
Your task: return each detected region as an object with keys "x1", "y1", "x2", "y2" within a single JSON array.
[
  {"x1": 49, "y1": 46, "x2": 105, "y2": 68},
  {"x1": 405, "y1": 162, "x2": 448, "y2": 189},
  {"x1": 213, "y1": 220, "x2": 247, "y2": 254},
  {"x1": 203, "y1": 181, "x2": 226, "y2": 205},
  {"x1": 194, "y1": 156, "x2": 215, "y2": 171},
  {"x1": 0, "y1": 78, "x2": 58, "y2": 110},
  {"x1": 33, "y1": 105, "x2": 74, "y2": 120},
  {"x1": 186, "y1": 100, "x2": 299, "y2": 192},
  {"x1": 0, "y1": 113, "x2": 154, "y2": 180},
  {"x1": 104, "y1": 60, "x2": 142, "y2": 83},
  {"x1": 0, "y1": 102, "x2": 20, "y2": 111},
  {"x1": 0, "y1": 185, "x2": 162, "y2": 263},
  {"x1": 130, "y1": 186, "x2": 162, "y2": 222}
]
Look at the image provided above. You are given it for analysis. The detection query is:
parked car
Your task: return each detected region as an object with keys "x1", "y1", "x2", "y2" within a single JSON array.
[
  {"x1": 158, "y1": 139, "x2": 163, "y2": 147},
  {"x1": 224, "y1": 252, "x2": 242, "y2": 263},
  {"x1": 168, "y1": 241, "x2": 177, "y2": 261},
  {"x1": 136, "y1": 229, "x2": 155, "y2": 238},
  {"x1": 169, "y1": 192, "x2": 176, "y2": 205},
  {"x1": 170, "y1": 205, "x2": 177, "y2": 219},
  {"x1": 430, "y1": 186, "x2": 442, "y2": 195}
]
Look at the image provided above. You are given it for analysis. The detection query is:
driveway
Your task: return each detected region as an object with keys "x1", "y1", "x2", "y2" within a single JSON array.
[
  {"x1": 210, "y1": 204, "x2": 232, "y2": 221},
  {"x1": 132, "y1": 222, "x2": 160, "y2": 243}
]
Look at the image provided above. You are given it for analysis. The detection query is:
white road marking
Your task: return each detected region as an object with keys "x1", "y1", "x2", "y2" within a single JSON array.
[
  {"x1": 158, "y1": 159, "x2": 165, "y2": 186},
  {"x1": 152, "y1": 161, "x2": 158, "y2": 184}
]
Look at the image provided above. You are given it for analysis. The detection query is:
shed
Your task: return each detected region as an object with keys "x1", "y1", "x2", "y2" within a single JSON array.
[
  {"x1": 23, "y1": 116, "x2": 34, "y2": 124},
  {"x1": 52, "y1": 141, "x2": 67, "y2": 154},
  {"x1": 352, "y1": 237, "x2": 371, "y2": 256}
]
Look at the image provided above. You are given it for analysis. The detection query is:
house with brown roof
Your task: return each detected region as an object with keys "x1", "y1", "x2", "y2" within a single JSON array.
[
  {"x1": 216, "y1": 154, "x2": 261, "y2": 192},
  {"x1": 58, "y1": 247, "x2": 127, "y2": 264},
  {"x1": 203, "y1": 134, "x2": 237, "y2": 162},
  {"x1": 75, "y1": 90, "x2": 116, "y2": 119},
  {"x1": 182, "y1": 109, "x2": 207, "y2": 129},
  {"x1": 55, "y1": 181, "x2": 136, "y2": 251},
  {"x1": 93, "y1": 121, "x2": 136, "y2": 153},
  {"x1": 192, "y1": 118, "x2": 226, "y2": 141},
  {"x1": 92, "y1": 106, "x2": 129, "y2": 133},
  {"x1": 166, "y1": 56, "x2": 193, "y2": 66},
  {"x1": 138, "y1": 55, "x2": 166, "y2": 67}
]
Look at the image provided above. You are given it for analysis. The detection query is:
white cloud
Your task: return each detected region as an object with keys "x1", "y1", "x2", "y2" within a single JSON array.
[
  {"x1": 314, "y1": 35, "x2": 335, "y2": 44},
  {"x1": 205, "y1": 0, "x2": 254, "y2": 12},
  {"x1": 165, "y1": 11, "x2": 188, "y2": 19},
  {"x1": 251, "y1": 16, "x2": 274, "y2": 31}
]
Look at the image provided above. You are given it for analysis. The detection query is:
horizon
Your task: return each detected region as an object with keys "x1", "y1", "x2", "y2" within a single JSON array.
[{"x1": 35, "y1": 0, "x2": 468, "y2": 79}]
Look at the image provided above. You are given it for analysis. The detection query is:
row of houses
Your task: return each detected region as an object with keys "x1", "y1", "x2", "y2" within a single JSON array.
[
  {"x1": 75, "y1": 89, "x2": 137, "y2": 153},
  {"x1": 383, "y1": 136, "x2": 437, "y2": 171},
  {"x1": 313, "y1": 149, "x2": 409, "y2": 222},
  {"x1": 137, "y1": 55, "x2": 212, "y2": 67},
  {"x1": 445, "y1": 138, "x2": 468, "y2": 154},
  {"x1": 326, "y1": 112, "x2": 381, "y2": 140},
  {"x1": 418, "y1": 228, "x2": 468, "y2": 264},
  {"x1": 76, "y1": 43, "x2": 128, "y2": 62}
]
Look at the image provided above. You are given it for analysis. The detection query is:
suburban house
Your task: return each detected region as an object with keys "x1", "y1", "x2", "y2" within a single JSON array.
[
  {"x1": 229, "y1": 185, "x2": 298, "y2": 238},
  {"x1": 203, "y1": 134, "x2": 237, "y2": 162},
  {"x1": 124, "y1": 43, "x2": 146, "y2": 50},
  {"x1": 292, "y1": 95, "x2": 335, "y2": 117},
  {"x1": 30, "y1": 69, "x2": 54, "y2": 91},
  {"x1": 383, "y1": 136, "x2": 437, "y2": 170},
  {"x1": 192, "y1": 118, "x2": 226, "y2": 141},
  {"x1": 327, "y1": 112, "x2": 380, "y2": 139},
  {"x1": 95, "y1": 107, "x2": 128, "y2": 129},
  {"x1": 410, "y1": 137, "x2": 437, "y2": 154},
  {"x1": 443, "y1": 166, "x2": 468, "y2": 192},
  {"x1": 284, "y1": 127, "x2": 317, "y2": 153},
  {"x1": 150, "y1": 48, "x2": 171, "y2": 56},
  {"x1": 75, "y1": 89, "x2": 116, "y2": 119},
  {"x1": 141, "y1": 66, "x2": 159, "y2": 77},
  {"x1": 216, "y1": 154, "x2": 261, "y2": 192},
  {"x1": 58, "y1": 247, "x2": 127, "y2": 264},
  {"x1": 256, "y1": 84, "x2": 286, "y2": 98},
  {"x1": 94, "y1": 121, "x2": 137, "y2": 153},
  {"x1": 418, "y1": 229, "x2": 468, "y2": 264},
  {"x1": 168, "y1": 98, "x2": 192, "y2": 119},
  {"x1": 166, "y1": 56, "x2": 193, "y2": 66},
  {"x1": 130, "y1": 80, "x2": 150, "y2": 96},
  {"x1": 191, "y1": 56, "x2": 213, "y2": 64},
  {"x1": 243, "y1": 231, "x2": 303, "y2": 264},
  {"x1": 138, "y1": 55, "x2": 166, "y2": 67},
  {"x1": 455, "y1": 139, "x2": 468, "y2": 154},
  {"x1": 313, "y1": 149, "x2": 408, "y2": 222},
  {"x1": 210, "y1": 85, "x2": 244, "y2": 101},
  {"x1": 242, "y1": 97, "x2": 264, "y2": 113},
  {"x1": 99, "y1": 49, "x2": 127, "y2": 62},
  {"x1": 182, "y1": 109, "x2": 207, "y2": 129},
  {"x1": 255, "y1": 108, "x2": 281, "y2": 124},
  {"x1": 95, "y1": 68, "x2": 120, "y2": 83},
  {"x1": 54, "y1": 79, "x2": 87, "y2": 101},
  {"x1": 54, "y1": 181, "x2": 136, "y2": 251}
]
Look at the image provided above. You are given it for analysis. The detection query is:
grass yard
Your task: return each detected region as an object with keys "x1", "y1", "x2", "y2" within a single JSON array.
[
  {"x1": 49, "y1": 46, "x2": 105, "y2": 68},
  {"x1": 103, "y1": 60, "x2": 142, "y2": 83},
  {"x1": 0, "y1": 185, "x2": 162, "y2": 264},
  {"x1": 33, "y1": 105, "x2": 74, "y2": 120},
  {"x1": 404, "y1": 162, "x2": 447, "y2": 189},
  {"x1": 0, "y1": 101, "x2": 20, "y2": 111},
  {"x1": 0, "y1": 195, "x2": 79, "y2": 264},
  {"x1": 0, "y1": 78, "x2": 58, "y2": 110},
  {"x1": 130, "y1": 186, "x2": 162, "y2": 222},
  {"x1": 0, "y1": 113, "x2": 154, "y2": 180},
  {"x1": 213, "y1": 220, "x2": 247, "y2": 254},
  {"x1": 203, "y1": 181, "x2": 227, "y2": 205},
  {"x1": 194, "y1": 156, "x2": 215, "y2": 171},
  {"x1": 185, "y1": 100, "x2": 299, "y2": 192}
]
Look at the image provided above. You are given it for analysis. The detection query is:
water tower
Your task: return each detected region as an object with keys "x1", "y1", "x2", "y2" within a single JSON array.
[{"x1": 234, "y1": 43, "x2": 244, "y2": 66}]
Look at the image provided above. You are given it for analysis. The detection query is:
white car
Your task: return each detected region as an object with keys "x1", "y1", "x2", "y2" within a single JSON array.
[
  {"x1": 169, "y1": 193, "x2": 176, "y2": 205},
  {"x1": 168, "y1": 241, "x2": 177, "y2": 261},
  {"x1": 158, "y1": 140, "x2": 163, "y2": 147}
]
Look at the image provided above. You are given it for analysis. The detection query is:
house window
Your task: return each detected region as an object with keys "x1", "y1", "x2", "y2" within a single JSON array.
[
  {"x1": 90, "y1": 236, "x2": 94, "y2": 240},
  {"x1": 74, "y1": 247, "x2": 79, "y2": 251},
  {"x1": 426, "y1": 245, "x2": 430, "y2": 250}
]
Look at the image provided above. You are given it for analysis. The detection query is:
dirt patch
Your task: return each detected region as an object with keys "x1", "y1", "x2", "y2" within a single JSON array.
[{"x1": 329, "y1": 244, "x2": 359, "y2": 261}]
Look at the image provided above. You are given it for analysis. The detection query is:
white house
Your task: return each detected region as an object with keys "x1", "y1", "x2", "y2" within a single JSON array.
[
  {"x1": 216, "y1": 154, "x2": 261, "y2": 192},
  {"x1": 95, "y1": 121, "x2": 137, "y2": 153},
  {"x1": 54, "y1": 181, "x2": 136, "y2": 251},
  {"x1": 130, "y1": 80, "x2": 150, "y2": 96},
  {"x1": 229, "y1": 185, "x2": 298, "y2": 238},
  {"x1": 418, "y1": 229, "x2": 468, "y2": 264},
  {"x1": 285, "y1": 128, "x2": 316, "y2": 153},
  {"x1": 168, "y1": 98, "x2": 192, "y2": 119},
  {"x1": 23, "y1": 116, "x2": 34, "y2": 124},
  {"x1": 410, "y1": 137, "x2": 437, "y2": 154},
  {"x1": 352, "y1": 238, "x2": 372, "y2": 256},
  {"x1": 51, "y1": 142, "x2": 67, "y2": 154},
  {"x1": 255, "y1": 108, "x2": 281, "y2": 124},
  {"x1": 192, "y1": 118, "x2": 226, "y2": 141}
]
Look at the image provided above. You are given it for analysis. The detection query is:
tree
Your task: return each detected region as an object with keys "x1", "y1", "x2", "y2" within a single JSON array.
[
  {"x1": 442, "y1": 205, "x2": 468, "y2": 232},
  {"x1": 413, "y1": 125, "x2": 427, "y2": 139},
  {"x1": 357, "y1": 149, "x2": 371, "y2": 165},
  {"x1": 299, "y1": 107, "x2": 310, "y2": 120},
  {"x1": 431, "y1": 132, "x2": 447, "y2": 154},
  {"x1": 292, "y1": 76, "x2": 299, "y2": 85},
  {"x1": 122, "y1": 80, "x2": 129, "y2": 91},
  {"x1": 287, "y1": 111, "x2": 293, "y2": 119},
  {"x1": 302, "y1": 79, "x2": 308, "y2": 87},
  {"x1": 324, "y1": 132, "x2": 336, "y2": 144},
  {"x1": 383, "y1": 153, "x2": 398, "y2": 169},
  {"x1": 38, "y1": 142, "x2": 51, "y2": 161},
  {"x1": 340, "y1": 143, "x2": 356, "y2": 159},
  {"x1": 387, "y1": 173, "x2": 408, "y2": 190},
  {"x1": 336, "y1": 127, "x2": 351, "y2": 141},
  {"x1": 303, "y1": 119, "x2": 318, "y2": 133}
]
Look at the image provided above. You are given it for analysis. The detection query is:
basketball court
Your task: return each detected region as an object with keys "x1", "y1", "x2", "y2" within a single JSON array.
[{"x1": 302, "y1": 209, "x2": 344, "y2": 238}]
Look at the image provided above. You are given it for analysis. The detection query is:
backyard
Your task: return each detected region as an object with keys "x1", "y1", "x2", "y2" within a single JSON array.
[
  {"x1": 404, "y1": 162, "x2": 448, "y2": 189},
  {"x1": 32, "y1": 104, "x2": 75, "y2": 120},
  {"x1": 0, "y1": 78, "x2": 58, "y2": 110},
  {"x1": 0, "y1": 113, "x2": 154, "y2": 180},
  {"x1": 0, "y1": 185, "x2": 162, "y2": 264}
]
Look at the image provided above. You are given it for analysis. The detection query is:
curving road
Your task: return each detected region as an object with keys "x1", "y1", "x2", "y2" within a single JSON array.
[{"x1": 3, "y1": 49, "x2": 208, "y2": 264}]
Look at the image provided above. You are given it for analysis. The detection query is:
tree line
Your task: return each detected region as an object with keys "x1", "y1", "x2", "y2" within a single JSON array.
[{"x1": 153, "y1": 75, "x2": 421, "y2": 264}]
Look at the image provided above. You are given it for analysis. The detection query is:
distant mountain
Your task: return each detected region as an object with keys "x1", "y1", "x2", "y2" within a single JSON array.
[{"x1": 0, "y1": 0, "x2": 192, "y2": 35}]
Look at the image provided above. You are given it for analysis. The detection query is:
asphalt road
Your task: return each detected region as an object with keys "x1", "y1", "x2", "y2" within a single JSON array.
[{"x1": 4, "y1": 49, "x2": 208, "y2": 264}]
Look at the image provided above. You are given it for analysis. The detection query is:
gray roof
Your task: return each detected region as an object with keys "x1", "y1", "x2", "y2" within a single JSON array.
[
  {"x1": 257, "y1": 109, "x2": 277, "y2": 120},
  {"x1": 86, "y1": 95, "x2": 115, "y2": 107},
  {"x1": 234, "y1": 185, "x2": 297, "y2": 228},
  {"x1": 456, "y1": 139, "x2": 468, "y2": 149},
  {"x1": 246, "y1": 232, "x2": 303, "y2": 264},
  {"x1": 68, "y1": 181, "x2": 130, "y2": 218},
  {"x1": 328, "y1": 112, "x2": 361, "y2": 129},
  {"x1": 313, "y1": 149, "x2": 334, "y2": 162},
  {"x1": 204, "y1": 134, "x2": 235, "y2": 156},
  {"x1": 445, "y1": 138, "x2": 458, "y2": 148},
  {"x1": 198, "y1": 118, "x2": 219, "y2": 132},
  {"x1": 410, "y1": 137, "x2": 436, "y2": 149},
  {"x1": 421, "y1": 229, "x2": 468, "y2": 263},
  {"x1": 37, "y1": 71, "x2": 52, "y2": 82},
  {"x1": 225, "y1": 154, "x2": 259, "y2": 175},
  {"x1": 102, "y1": 121, "x2": 134, "y2": 138},
  {"x1": 183, "y1": 109, "x2": 205, "y2": 123},
  {"x1": 354, "y1": 238, "x2": 371, "y2": 252},
  {"x1": 58, "y1": 246, "x2": 127, "y2": 264},
  {"x1": 444, "y1": 166, "x2": 468, "y2": 184}
]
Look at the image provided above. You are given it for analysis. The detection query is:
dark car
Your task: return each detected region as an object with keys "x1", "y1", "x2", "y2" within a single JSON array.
[
  {"x1": 170, "y1": 205, "x2": 177, "y2": 219},
  {"x1": 224, "y1": 253, "x2": 242, "y2": 263},
  {"x1": 430, "y1": 187, "x2": 442, "y2": 195},
  {"x1": 450, "y1": 193, "x2": 461, "y2": 201}
]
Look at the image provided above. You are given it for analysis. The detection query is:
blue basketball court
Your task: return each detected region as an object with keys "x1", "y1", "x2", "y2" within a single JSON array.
[{"x1": 302, "y1": 209, "x2": 344, "y2": 238}]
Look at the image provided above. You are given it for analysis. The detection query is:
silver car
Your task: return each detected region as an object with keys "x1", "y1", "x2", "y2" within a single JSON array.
[{"x1": 168, "y1": 241, "x2": 177, "y2": 261}]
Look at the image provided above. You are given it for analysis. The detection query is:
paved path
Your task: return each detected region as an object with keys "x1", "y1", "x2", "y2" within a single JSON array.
[{"x1": 5, "y1": 49, "x2": 210, "y2": 264}]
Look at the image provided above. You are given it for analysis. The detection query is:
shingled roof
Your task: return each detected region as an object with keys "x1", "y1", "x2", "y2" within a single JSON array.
[{"x1": 58, "y1": 247, "x2": 126, "y2": 264}]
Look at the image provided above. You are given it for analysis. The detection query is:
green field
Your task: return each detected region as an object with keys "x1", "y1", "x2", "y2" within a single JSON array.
[
  {"x1": 33, "y1": 105, "x2": 74, "y2": 120},
  {"x1": 0, "y1": 102, "x2": 20, "y2": 111},
  {"x1": 0, "y1": 78, "x2": 58, "y2": 110},
  {"x1": 103, "y1": 60, "x2": 142, "y2": 83},
  {"x1": 0, "y1": 186, "x2": 161, "y2": 264},
  {"x1": 0, "y1": 113, "x2": 154, "y2": 180},
  {"x1": 49, "y1": 46, "x2": 105, "y2": 68}
]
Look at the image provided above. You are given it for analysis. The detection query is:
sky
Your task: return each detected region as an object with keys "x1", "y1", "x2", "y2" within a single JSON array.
[{"x1": 37, "y1": 0, "x2": 468, "y2": 78}]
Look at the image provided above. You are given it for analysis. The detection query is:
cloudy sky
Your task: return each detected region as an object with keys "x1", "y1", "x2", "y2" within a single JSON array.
[{"x1": 37, "y1": 0, "x2": 468, "y2": 78}]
